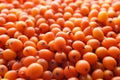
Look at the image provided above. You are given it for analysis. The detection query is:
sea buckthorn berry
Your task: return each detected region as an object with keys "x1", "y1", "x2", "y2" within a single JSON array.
[
  {"x1": 54, "y1": 52, "x2": 67, "y2": 63},
  {"x1": 68, "y1": 50, "x2": 81, "y2": 63},
  {"x1": 64, "y1": 65, "x2": 78, "y2": 78},
  {"x1": 37, "y1": 58, "x2": 48, "y2": 71},
  {"x1": 0, "y1": 65, "x2": 8, "y2": 77},
  {"x1": 64, "y1": 6, "x2": 73, "y2": 14},
  {"x1": 112, "y1": 2, "x2": 120, "y2": 11},
  {"x1": 50, "y1": 23, "x2": 61, "y2": 30},
  {"x1": 54, "y1": 12, "x2": 63, "y2": 20},
  {"x1": 17, "y1": 35, "x2": 29, "y2": 43},
  {"x1": 44, "y1": 10, "x2": 54, "y2": 19},
  {"x1": 80, "y1": 19, "x2": 89, "y2": 30},
  {"x1": 12, "y1": 61, "x2": 23, "y2": 70},
  {"x1": 47, "y1": 19, "x2": 56, "y2": 25},
  {"x1": 103, "y1": 70, "x2": 114, "y2": 80},
  {"x1": 37, "y1": 40, "x2": 48, "y2": 50},
  {"x1": 39, "y1": 6, "x2": 47, "y2": 15},
  {"x1": 25, "y1": 19, "x2": 35, "y2": 27},
  {"x1": 81, "y1": 45, "x2": 93, "y2": 55},
  {"x1": 102, "y1": 26, "x2": 113, "y2": 35},
  {"x1": 92, "y1": 27, "x2": 104, "y2": 41},
  {"x1": 54, "y1": 37, "x2": 66, "y2": 51},
  {"x1": 23, "y1": 46, "x2": 37, "y2": 56},
  {"x1": 72, "y1": 40, "x2": 85, "y2": 51},
  {"x1": 0, "y1": 17, "x2": 6, "y2": 26},
  {"x1": 39, "y1": 23, "x2": 50, "y2": 33},
  {"x1": 42, "y1": 70, "x2": 53, "y2": 80},
  {"x1": 72, "y1": 27, "x2": 81, "y2": 34},
  {"x1": 4, "y1": 22, "x2": 15, "y2": 29},
  {"x1": 51, "y1": 1, "x2": 60, "y2": 11},
  {"x1": 92, "y1": 69, "x2": 104, "y2": 80},
  {"x1": 24, "y1": 40, "x2": 36, "y2": 48},
  {"x1": 83, "y1": 26, "x2": 93, "y2": 36},
  {"x1": 87, "y1": 39, "x2": 100, "y2": 50},
  {"x1": 92, "y1": 62, "x2": 105, "y2": 72},
  {"x1": 103, "y1": 56, "x2": 117, "y2": 70},
  {"x1": 64, "y1": 21, "x2": 74, "y2": 30},
  {"x1": 14, "y1": 31, "x2": 22, "y2": 38},
  {"x1": 42, "y1": 32, "x2": 55, "y2": 43},
  {"x1": 95, "y1": 47, "x2": 108, "y2": 59},
  {"x1": 4, "y1": 70, "x2": 18, "y2": 80},
  {"x1": 48, "y1": 40, "x2": 56, "y2": 52},
  {"x1": 38, "y1": 49, "x2": 53, "y2": 62},
  {"x1": 75, "y1": 60, "x2": 90, "y2": 75},
  {"x1": 30, "y1": 36, "x2": 38, "y2": 44},
  {"x1": 3, "y1": 49, "x2": 16, "y2": 61},
  {"x1": 0, "y1": 27, "x2": 7, "y2": 35},
  {"x1": 83, "y1": 52, "x2": 98, "y2": 65},
  {"x1": 0, "y1": 34, "x2": 9, "y2": 48},
  {"x1": 108, "y1": 46, "x2": 120, "y2": 59},
  {"x1": 53, "y1": 67, "x2": 64, "y2": 80},
  {"x1": 80, "y1": 6, "x2": 89, "y2": 16},
  {"x1": 74, "y1": 31, "x2": 85, "y2": 42},
  {"x1": 7, "y1": 28, "x2": 17, "y2": 38},
  {"x1": 98, "y1": 11, "x2": 108, "y2": 23},
  {"x1": 106, "y1": 31, "x2": 117, "y2": 38},
  {"x1": 18, "y1": 67, "x2": 27, "y2": 78},
  {"x1": 22, "y1": 56, "x2": 37, "y2": 67},
  {"x1": 6, "y1": 38, "x2": 23, "y2": 51},
  {"x1": 24, "y1": 27, "x2": 35, "y2": 38},
  {"x1": 23, "y1": 1, "x2": 34, "y2": 9},
  {"x1": 88, "y1": 9, "x2": 98, "y2": 19},
  {"x1": 102, "y1": 37, "x2": 117, "y2": 49},
  {"x1": 48, "y1": 59, "x2": 58, "y2": 71},
  {"x1": 56, "y1": 18, "x2": 65, "y2": 27},
  {"x1": 16, "y1": 21, "x2": 26, "y2": 32},
  {"x1": 26, "y1": 63, "x2": 43, "y2": 79},
  {"x1": 30, "y1": 7, "x2": 39, "y2": 17},
  {"x1": 63, "y1": 12, "x2": 72, "y2": 20},
  {"x1": 56, "y1": 31, "x2": 68, "y2": 40},
  {"x1": 74, "y1": 18, "x2": 82, "y2": 27},
  {"x1": 114, "y1": 67, "x2": 120, "y2": 76},
  {"x1": 6, "y1": 13, "x2": 17, "y2": 22}
]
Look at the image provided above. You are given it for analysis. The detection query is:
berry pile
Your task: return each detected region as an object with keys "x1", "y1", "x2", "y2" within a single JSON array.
[{"x1": 0, "y1": 0, "x2": 120, "y2": 80}]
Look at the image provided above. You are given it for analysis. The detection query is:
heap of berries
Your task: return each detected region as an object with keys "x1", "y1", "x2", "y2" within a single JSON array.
[{"x1": 0, "y1": 0, "x2": 120, "y2": 80}]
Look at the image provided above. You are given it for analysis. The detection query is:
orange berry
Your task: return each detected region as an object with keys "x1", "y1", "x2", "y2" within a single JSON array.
[
  {"x1": 103, "y1": 56, "x2": 117, "y2": 70},
  {"x1": 23, "y1": 46, "x2": 37, "y2": 56},
  {"x1": 92, "y1": 69, "x2": 104, "y2": 80},
  {"x1": 98, "y1": 11, "x2": 108, "y2": 23},
  {"x1": 3, "y1": 49, "x2": 16, "y2": 61},
  {"x1": 53, "y1": 67, "x2": 64, "y2": 80},
  {"x1": 26, "y1": 63, "x2": 43, "y2": 79},
  {"x1": 54, "y1": 37, "x2": 66, "y2": 51},
  {"x1": 112, "y1": 2, "x2": 120, "y2": 11},
  {"x1": 72, "y1": 40, "x2": 85, "y2": 51},
  {"x1": 38, "y1": 49, "x2": 53, "y2": 62},
  {"x1": 0, "y1": 65, "x2": 8, "y2": 77},
  {"x1": 68, "y1": 50, "x2": 81, "y2": 63},
  {"x1": 75, "y1": 60, "x2": 90, "y2": 75},
  {"x1": 83, "y1": 52, "x2": 98, "y2": 65},
  {"x1": 5, "y1": 38, "x2": 23, "y2": 51},
  {"x1": 102, "y1": 37, "x2": 117, "y2": 48},
  {"x1": 64, "y1": 65, "x2": 78, "y2": 78},
  {"x1": 4, "y1": 70, "x2": 18, "y2": 80},
  {"x1": 108, "y1": 46, "x2": 120, "y2": 59},
  {"x1": 92, "y1": 27, "x2": 104, "y2": 41}
]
